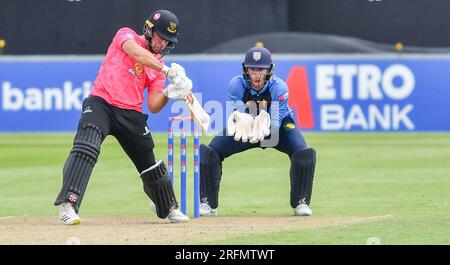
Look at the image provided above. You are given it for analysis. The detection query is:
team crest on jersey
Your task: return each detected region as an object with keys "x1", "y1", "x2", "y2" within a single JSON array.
[
  {"x1": 253, "y1": 52, "x2": 262, "y2": 61},
  {"x1": 285, "y1": 123, "x2": 296, "y2": 130},
  {"x1": 133, "y1": 63, "x2": 143, "y2": 76},
  {"x1": 167, "y1": 22, "x2": 177, "y2": 33}
]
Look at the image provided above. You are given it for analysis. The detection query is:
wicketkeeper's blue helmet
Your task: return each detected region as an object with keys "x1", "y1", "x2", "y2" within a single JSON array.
[{"x1": 242, "y1": 46, "x2": 274, "y2": 87}]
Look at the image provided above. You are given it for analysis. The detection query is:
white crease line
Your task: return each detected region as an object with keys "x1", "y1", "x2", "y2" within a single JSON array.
[
  {"x1": 0, "y1": 216, "x2": 18, "y2": 220},
  {"x1": 0, "y1": 215, "x2": 29, "y2": 221},
  {"x1": 338, "y1": 214, "x2": 393, "y2": 227}
]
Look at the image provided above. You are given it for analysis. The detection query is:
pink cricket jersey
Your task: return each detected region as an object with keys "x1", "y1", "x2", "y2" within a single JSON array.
[{"x1": 90, "y1": 27, "x2": 165, "y2": 112}]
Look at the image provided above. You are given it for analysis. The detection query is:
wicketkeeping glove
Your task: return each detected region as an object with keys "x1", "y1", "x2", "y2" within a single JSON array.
[
  {"x1": 227, "y1": 111, "x2": 254, "y2": 143},
  {"x1": 249, "y1": 109, "x2": 271, "y2": 143}
]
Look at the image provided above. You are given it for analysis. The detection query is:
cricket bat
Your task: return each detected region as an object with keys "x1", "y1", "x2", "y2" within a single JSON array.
[{"x1": 184, "y1": 92, "x2": 210, "y2": 132}]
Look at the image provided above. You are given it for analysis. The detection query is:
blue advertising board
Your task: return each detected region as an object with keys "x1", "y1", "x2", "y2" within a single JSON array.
[{"x1": 1, "y1": 54, "x2": 449, "y2": 132}]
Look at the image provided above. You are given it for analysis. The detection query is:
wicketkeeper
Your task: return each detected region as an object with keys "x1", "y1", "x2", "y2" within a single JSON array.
[
  {"x1": 199, "y1": 46, "x2": 317, "y2": 217},
  {"x1": 54, "y1": 10, "x2": 193, "y2": 225}
]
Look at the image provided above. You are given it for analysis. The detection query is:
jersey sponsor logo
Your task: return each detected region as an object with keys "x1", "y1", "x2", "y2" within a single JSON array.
[
  {"x1": 278, "y1": 92, "x2": 288, "y2": 101},
  {"x1": 286, "y1": 64, "x2": 416, "y2": 131},
  {"x1": 285, "y1": 122, "x2": 296, "y2": 130},
  {"x1": 128, "y1": 64, "x2": 144, "y2": 86},
  {"x1": 167, "y1": 22, "x2": 177, "y2": 33},
  {"x1": 133, "y1": 63, "x2": 143, "y2": 76}
]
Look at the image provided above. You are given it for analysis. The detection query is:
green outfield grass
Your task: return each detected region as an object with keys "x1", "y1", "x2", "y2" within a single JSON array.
[{"x1": 1, "y1": 132, "x2": 449, "y2": 244}]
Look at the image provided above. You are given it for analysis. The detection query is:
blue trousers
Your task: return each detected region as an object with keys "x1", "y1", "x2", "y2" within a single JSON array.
[{"x1": 209, "y1": 117, "x2": 307, "y2": 160}]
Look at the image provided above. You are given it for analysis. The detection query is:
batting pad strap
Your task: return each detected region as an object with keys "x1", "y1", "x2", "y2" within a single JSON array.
[
  {"x1": 140, "y1": 160, "x2": 164, "y2": 176},
  {"x1": 140, "y1": 160, "x2": 178, "y2": 218},
  {"x1": 70, "y1": 123, "x2": 103, "y2": 161},
  {"x1": 140, "y1": 161, "x2": 170, "y2": 189},
  {"x1": 72, "y1": 140, "x2": 100, "y2": 161}
]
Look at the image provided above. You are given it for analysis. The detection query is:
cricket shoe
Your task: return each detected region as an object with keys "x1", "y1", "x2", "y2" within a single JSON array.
[
  {"x1": 151, "y1": 203, "x2": 190, "y2": 223},
  {"x1": 59, "y1": 202, "x2": 81, "y2": 225},
  {"x1": 199, "y1": 202, "x2": 217, "y2": 217},
  {"x1": 167, "y1": 208, "x2": 190, "y2": 223},
  {"x1": 293, "y1": 203, "x2": 313, "y2": 216}
]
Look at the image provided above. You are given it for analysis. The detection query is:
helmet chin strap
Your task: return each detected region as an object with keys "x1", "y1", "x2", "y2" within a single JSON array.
[
  {"x1": 145, "y1": 35, "x2": 173, "y2": 58},
  {"x1": 144, "y1": 35, "x2": 158, "y2": 53}
]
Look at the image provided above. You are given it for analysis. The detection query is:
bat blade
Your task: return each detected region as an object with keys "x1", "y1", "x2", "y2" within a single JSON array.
[{"x1": 184, "y1": 92, "x2": 210, "y2": 132}]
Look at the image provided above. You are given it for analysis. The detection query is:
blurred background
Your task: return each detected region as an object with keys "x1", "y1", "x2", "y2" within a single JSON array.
[
  {"x1": 2, "y1": 0, "x2": 450, "y2": 55},
  {"x1": 1, "y1": 0, "x2": 450, "y2": 133}
]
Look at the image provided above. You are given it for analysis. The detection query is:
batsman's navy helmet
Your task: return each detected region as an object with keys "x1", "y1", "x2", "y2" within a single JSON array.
[
  {"x1": 242, "y1": 46, "x2": 274, "y2": 87},
  {"x1": 144, "y1": 10, "x2": 179, "y2": 43},
  {"x1": 143, "y1": 10, "x2": 179, "y2": 56}
]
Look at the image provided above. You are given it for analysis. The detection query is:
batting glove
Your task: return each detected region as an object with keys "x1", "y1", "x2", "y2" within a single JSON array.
[
  {"x1": 163, "y1": 81, "x2": 192, "y2": 100},
  {"x1": 162, "y1": 63, "x2": 192, "y2": 99}
]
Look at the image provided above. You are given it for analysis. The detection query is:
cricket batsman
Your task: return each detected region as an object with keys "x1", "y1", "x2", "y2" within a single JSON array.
[
  {"x1": 199, "y1": 46, "x2": 317, "y2": 217},
  {"x1": 54, "y1": 10, "x2": 192, "y2": 224}
]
